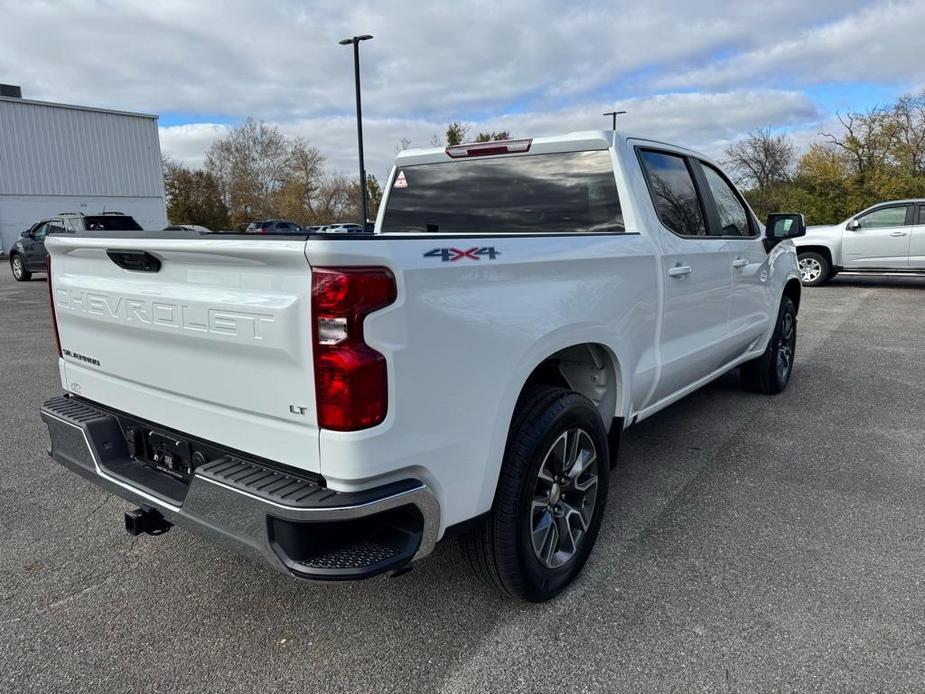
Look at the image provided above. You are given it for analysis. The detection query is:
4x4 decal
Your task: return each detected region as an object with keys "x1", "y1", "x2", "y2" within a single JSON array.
[{"x1": 423, "y1": 247, "x2": 500, "y2": 262}]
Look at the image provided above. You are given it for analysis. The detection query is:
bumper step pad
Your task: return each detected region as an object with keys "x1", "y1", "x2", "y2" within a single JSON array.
[{"x1": 41, "y1": 395, "x2": 433, "y2": 580}]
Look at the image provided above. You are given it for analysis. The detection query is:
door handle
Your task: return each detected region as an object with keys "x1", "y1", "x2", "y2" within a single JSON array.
[
  {"x1": 668, "y1": 264, "x2": 692, "y2": 278},
  {"x1": 890, "y1": 231, "x2": 908, "y2": 237},
  {"x1": 732, "y1": 258, "x2": 749, "y2": 269}
]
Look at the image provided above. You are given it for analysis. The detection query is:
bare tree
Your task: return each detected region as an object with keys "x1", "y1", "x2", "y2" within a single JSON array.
[
  {"x1": 820, "y1": 108, "x2": 898, "y2": 179},
  {"x1": 891, "y1": 91, "x2": 925, "y2": 176},
  {"x1": 204, "y1": 118, "x2": 324, "y2": 225},
  {"x1": 723, "y1": 127, "x2": 795, "y2": 191}
]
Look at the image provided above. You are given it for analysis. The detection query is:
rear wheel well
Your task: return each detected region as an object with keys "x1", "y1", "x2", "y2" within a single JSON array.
[{"x1": 522, "y1": 344, "x2": 620, "y2": 432}]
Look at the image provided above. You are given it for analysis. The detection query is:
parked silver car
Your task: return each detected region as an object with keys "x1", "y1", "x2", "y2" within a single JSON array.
[{"x1": 794, "y1": 199, "x2": 925, "y2": 285}]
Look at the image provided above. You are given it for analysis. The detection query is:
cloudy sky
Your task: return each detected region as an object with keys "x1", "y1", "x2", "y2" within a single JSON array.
[{"x1": 2, "y1": 0, "x2": 923, "y2": 180}]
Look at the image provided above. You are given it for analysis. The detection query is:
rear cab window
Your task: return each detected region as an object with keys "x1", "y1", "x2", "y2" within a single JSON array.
[
  {"x1": 380, "y1": 150, "x2": 624, "y2": 234},
  {"x1": 83, "y1": 216, "x2": 143, "y2": 231}
]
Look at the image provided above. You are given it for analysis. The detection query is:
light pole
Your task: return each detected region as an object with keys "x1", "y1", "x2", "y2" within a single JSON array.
[
  {"x1": 603, "y1": 110, "x2": 627, "y2": 130},
  {"x1": 339, "y1": 34, "x2": 373, "y2": 227}
]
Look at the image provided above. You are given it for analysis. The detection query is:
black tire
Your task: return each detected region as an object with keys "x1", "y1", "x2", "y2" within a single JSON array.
[
  {"x1": 798, "y1": 251, "x2": 830, "y2": 287},
  {"x1": 10, "y1": 254, "x2": 32, "y2": 282},
  {"x1": 461, "y1": 387, "x2": 610, "y2": 601},
  {"x1": 740, "y1": 296, "x2": 797, "y2": 395}
]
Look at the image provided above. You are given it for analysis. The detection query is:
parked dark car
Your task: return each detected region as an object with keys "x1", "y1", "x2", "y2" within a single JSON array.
[
  {"x1": 8, "y1": 213, "x2": 142, "y2": 281},
  {"x1": 244, "y1": 220, "x2": 304, "y2": 234}
]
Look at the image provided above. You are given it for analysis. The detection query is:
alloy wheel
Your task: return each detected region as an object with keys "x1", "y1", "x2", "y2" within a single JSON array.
[
  {"x1": 11, "y1": 256, "x2": 23, "y2": 280},
  {"x1": 531, "y1": 428, "x2": 599, "y2": 569},
  {"x1": 799, "y1": 257, "x2": 822, "y2": 284},
  {"x1": 776, "y1": 310, "x2": 796, "y2": 382}
]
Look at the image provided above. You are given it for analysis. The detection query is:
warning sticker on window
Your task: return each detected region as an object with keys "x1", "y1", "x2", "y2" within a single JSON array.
[{"x1": 393, "y1": 171, "x2": 408, "y2": 189}]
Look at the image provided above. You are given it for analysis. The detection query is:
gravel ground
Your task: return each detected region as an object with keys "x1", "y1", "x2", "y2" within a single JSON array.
[{"x1": 1, "y1": 268, "x2": 923, "y2": 693}]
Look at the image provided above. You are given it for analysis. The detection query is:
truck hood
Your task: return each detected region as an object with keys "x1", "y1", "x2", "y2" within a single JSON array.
[{"x1": 795, "y1": 223, "x2": 842, "y2": 246}]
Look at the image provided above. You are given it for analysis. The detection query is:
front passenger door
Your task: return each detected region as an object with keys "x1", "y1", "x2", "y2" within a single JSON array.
[{"x1": 842, "y1": 204, "x2": 912, "y2": 269}]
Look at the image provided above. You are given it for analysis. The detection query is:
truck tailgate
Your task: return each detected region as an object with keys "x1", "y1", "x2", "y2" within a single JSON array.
[{"x1": 46, "y1": 235, "x2": 320, "y2": 473}]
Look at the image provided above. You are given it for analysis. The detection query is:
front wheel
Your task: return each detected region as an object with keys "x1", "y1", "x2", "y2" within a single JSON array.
[
  {"x1": 462, "y1": 387, "x2": 609, "y2": 601},
  {"x1": 740, "y1": 296, "x2": 797, "y2": 394},
  {"x1": 798, "y1": 252, "x2": 830, "y2": 286},
  {"x1": 10, "y1": 254, "x2": 32, "y2": 282}
]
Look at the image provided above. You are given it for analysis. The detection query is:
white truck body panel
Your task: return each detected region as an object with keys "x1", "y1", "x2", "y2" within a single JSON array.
[{"x1": 50, "y1": 236, "x2": 321, "y2": 472}]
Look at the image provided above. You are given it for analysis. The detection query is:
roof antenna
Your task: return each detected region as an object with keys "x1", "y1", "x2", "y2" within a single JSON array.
[{"x1": 603, "y1": 110, "x2": 627, "y2": 130}]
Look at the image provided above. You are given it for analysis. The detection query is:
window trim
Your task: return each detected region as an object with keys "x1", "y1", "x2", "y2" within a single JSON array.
[
  {"x1": 918, "y1": 204, "x2": 925, "y2": 225},
  {"x1": 635, "y1": 147, "x2": 712, "y2": 240},
  {"x1": 693, "y1": 160, "x2": 761, "y2": 239},
  {"x1": 853, "y1": 203, "x2": 913, "y2": 229}
]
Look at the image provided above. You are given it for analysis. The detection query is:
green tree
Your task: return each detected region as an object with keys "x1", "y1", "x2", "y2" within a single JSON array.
[
  {"x1": 729, "y1": 89, "x2": 925, "y2": 225},
  {"x1": 474, "y1": 130, "x2": 511, "y2": 142},
  {"x1": 163, "y1": 158, "x2": 230, "y2": 229},
  {"x1": 445, "y1": 121, "x2": 469, "y2": 146}
]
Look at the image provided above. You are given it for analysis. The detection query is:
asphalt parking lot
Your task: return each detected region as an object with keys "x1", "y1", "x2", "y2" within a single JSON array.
[{"x1": 1, "y1": 267, "x2": 923, "y2": 693}]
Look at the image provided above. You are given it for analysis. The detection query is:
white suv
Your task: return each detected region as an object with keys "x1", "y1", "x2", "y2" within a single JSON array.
[{"x1": 794, "y1": 199, "x2": 925, "y2": 285}]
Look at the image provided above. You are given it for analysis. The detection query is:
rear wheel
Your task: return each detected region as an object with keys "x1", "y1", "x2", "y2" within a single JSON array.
[
  {"x1": 462, "y1": 387, "x2": 609, "y2": 601},
  {"x1": 798, "y1": 251, "x2": 829, "y2": 286},
  {"x1": 740, "y1": 296, "x2": 797, "y2": 394},
  {"x1": 10, "y1": 254, "x2": 31, "y2": 281}
]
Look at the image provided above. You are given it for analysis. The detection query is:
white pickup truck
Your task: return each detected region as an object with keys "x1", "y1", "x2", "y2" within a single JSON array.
[
  {"x1": 794, "y1": 198, "x2": 925, "y2": 285},
  {"x1": 41, "y1": 132, "x2": 805, "y2": 601}
]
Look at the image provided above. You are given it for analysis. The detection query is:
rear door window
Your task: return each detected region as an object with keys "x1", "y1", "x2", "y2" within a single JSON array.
[
  {"x1": 638, "y1": 150, "x2": 706, "y2": 237},
  {"x1": 380, "y1": 150, "x2": 623, "y2": 234}
]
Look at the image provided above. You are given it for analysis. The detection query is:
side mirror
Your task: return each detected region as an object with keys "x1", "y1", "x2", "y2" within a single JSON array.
[
  {"x1": 846, "y1": 219, "x2": 860, "y2": 230},
  {"x1": 765, "y1": 213, "x2": 805, "y2": 242},
  {"x1": 21, "y1": 230, "x2": 31, "y2": 238}
]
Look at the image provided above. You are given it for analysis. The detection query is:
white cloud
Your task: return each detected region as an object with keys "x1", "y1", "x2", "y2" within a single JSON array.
[
  {"x1": 3, "y1": 0, "x2": 916, "y2": 185},
  {"x1": 0, "y1": 0, "x2": 874, "y2": 119},
  {"x1": 160, "y1": 89, "x2": 821, "y2": 179},
  {"x1": 650, "y1": 1, "x2": 925, "y2": 91},
  {"x1": 158, "y1": 123, "x2": 231, "y2": 169}
]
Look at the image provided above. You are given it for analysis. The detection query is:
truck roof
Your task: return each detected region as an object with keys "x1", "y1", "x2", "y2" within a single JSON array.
[{"x1": 393, "y1": 130, "x2": 711, "y2": 167}]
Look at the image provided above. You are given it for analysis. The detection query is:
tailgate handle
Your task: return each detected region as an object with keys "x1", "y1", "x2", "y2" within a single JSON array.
[{"x1": 106, "y1": 250, "x2": 161, "y2": 273}]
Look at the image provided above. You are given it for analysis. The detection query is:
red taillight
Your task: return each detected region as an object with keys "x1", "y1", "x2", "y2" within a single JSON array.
[
  {"x1": 311, "y1": 267, "x2": 397, "y2": 431},
  {"x1": 46, "y1": 255, "x2": 62, "y2": 356},
  {"x1": 445, "y1": 138, "x2": 532, "y2": 158}
]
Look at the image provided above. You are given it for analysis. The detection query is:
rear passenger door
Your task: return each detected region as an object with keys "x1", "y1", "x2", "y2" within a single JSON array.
[
  {"x1": 696, "y1": 161, "x2": 771, "y2": 355},
  {"x1": 637, "y1": 148, "x2": 734, "y2": 403},
  {"x1": 908, "y1": 203, "x2": 925, "y2": 269}
]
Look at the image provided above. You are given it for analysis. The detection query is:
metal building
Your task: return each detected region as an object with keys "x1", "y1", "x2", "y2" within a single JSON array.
[{"x1": 0, "y1": 89, "x2": 167, "y2": 253}]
